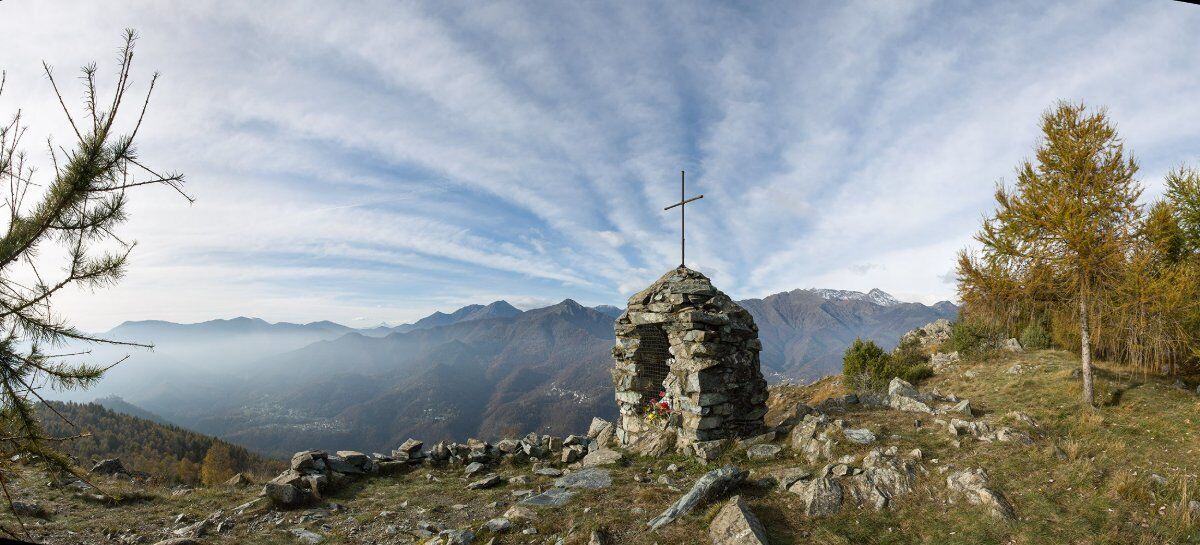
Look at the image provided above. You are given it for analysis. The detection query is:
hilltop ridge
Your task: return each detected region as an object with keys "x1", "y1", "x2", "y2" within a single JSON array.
[{"x1": 10, "y1": 348, "x2": 1200, "y2": 544}]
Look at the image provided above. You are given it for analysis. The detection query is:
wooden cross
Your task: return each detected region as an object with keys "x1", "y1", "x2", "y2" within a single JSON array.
[{"x1": 663, "y1": 170, "x2": 703, "y2": 267}]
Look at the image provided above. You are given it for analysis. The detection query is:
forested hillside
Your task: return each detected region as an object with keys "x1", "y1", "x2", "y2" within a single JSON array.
[{"x1": 35, "y1": 402, "x2": 283, "y2": 484}]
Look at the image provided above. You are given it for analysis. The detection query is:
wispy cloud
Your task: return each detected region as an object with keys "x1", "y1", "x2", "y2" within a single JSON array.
[{"x1": 2, "y1": 0, "x2": 1197, "y2": 330}]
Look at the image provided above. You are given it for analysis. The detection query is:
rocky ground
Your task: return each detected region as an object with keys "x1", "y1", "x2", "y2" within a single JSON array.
[{"x1": 2, "y1": 348, "x2": 1199, "y2": 544}]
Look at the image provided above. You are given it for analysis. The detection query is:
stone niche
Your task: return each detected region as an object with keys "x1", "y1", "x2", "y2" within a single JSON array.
[{"x1": 612, "y1": 266, "x2": 769, "y2": 452}]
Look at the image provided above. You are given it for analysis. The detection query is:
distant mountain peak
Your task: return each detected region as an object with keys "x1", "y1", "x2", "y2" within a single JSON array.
[{"x1": 812, "y1": 288, "x2": 902, "y2": 307}]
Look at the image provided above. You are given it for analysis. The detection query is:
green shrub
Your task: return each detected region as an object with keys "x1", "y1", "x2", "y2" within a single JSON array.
[
  {"x1": 842, "y1": 337, "x2": 932, "y2": 392},
  {"x1": 1019, "y1": 318, "x2": 1052, "y2": 350},
  {"x1": 946, "y1": 320, "x2": 1002, "y2": 358}
]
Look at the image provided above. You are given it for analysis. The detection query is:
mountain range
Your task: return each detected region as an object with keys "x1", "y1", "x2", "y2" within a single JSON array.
[{"x1": 64, "y1": 287, "x2": 955, "y2": 457}]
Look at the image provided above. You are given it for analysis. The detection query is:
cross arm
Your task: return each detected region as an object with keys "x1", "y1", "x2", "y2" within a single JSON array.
[{"x1": 664, "y1": 194, "x2": 704, "y2": 210}]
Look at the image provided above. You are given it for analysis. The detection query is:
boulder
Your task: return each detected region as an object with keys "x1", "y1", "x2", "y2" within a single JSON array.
[
  {"x1": 930, "y1": 351, "x2": 961, "y2": 371},
  {"x1": 464, "y1": 462, "x2": 487, "y2": 477},
  {"x1": 745, "y1": 444, "x2": 781, "y2": 461},
  {"x1": 561, "y1": 445, "x2": 585, "y2": 464},
  {"x1": 466, "y1": 474, "x2": 503, "y2": 490},
  {"x1": 589, "y1": 529, "x2": 612, "y2": 545},
  {"x1": 947, "y1": 399, "x2": 973, "y2": 417},
  {"x1": 325, "y1": 456, "x2": 363, "y2": 475},
  {"x1": 554, "y1": 468, "x2": 612, "y2": 489},
  {"x1": 289, "y1": 528, "x2": 324, "y2": 544},
  {"x1": 394, "y1": 438, "x2": 424, "y2": 461},
  {"x1": 946, "y1": 468, "x2": 1015, "y2": 519},
  {"x1": 519, "y1": 487, "x2": 576, "y2": 507},
  {"x1": 336, "y1": 450, "x2": 371, "y2": 469},
  {"x1": 581, "y1": 448, "x2": 624, "y2": 468},
  {"x1": 647, "y1": 466, "x2": 747, "y2": 530},
  {"x1": 90, "y1": 458, "x2": 127, "y2": 475},
  {"x1": 224, "y1": 473, "x2": 253, "y2": 487},
  {"x1": 735, "y1": 432, "x2": 776, "y2": 448},
  {"x1": 481, "y1": 517, "x2": 511, "y2": 532},
  {"x1": 887, "y1": 378, "x2": 920, "y2": 399},
  {"x1": 708, "y1": 495, "x2": 769, "y2": 545},
  {"x1": 428, "y1": 529, "x2": 474, "y2": 545},
  {"x1": 631, "y1": 428, "x2": 677, "y2": 457},
  {"x1": 847, "y1": 448, "x2": 916, "y2": 510},
  {"x1": 290, "y1": 450, "x2": 327, "y2": 472},
  {"x1": 10, "y1": 501, "x2": 45, "y2": 518},
  {"x1": 1001, "y1": 338, "x2": 1023, "y2": 352},
  {"x1": 765, "y1": 467, "x2": 812, "y2": 491},
  {"x1": 692, "y1": 439, "x2": 727, "y2": 463},
  {"x1": 788, "y1": 473, "x2": 842, "y2": 517},
  {"x1": 842, "y1": 428, "x2": 876, "y2": 445},
  {"x1": 587, "y1": 417, "x2": 614, "y2": 439}
]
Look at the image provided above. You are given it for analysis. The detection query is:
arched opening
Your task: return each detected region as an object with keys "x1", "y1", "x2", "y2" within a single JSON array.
[{"x1": 632, "y1": 324, "x2": 671, "y2": 398}]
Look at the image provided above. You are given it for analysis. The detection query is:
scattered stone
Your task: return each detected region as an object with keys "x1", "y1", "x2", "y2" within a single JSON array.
[
  {"x1": 1007, "y1": 411, "x2": 1040, "y2": 428},
  {"x1": 534, "y1": 467, "x2": 563, "y2": 477},
  {"x1": 1190, "y1": 500, "x2": 1200, "y2": 514},
  {"x1": 788, "y1": 473, "x2": 843, "y2": 516},
  {"x1": 842, "y1": 428, "x2": 876, "y2": 445},
  {"x1": 588, "y1": 529, "x2": 612, "y2": 545},
  {"x1": 1006, "y1": 364, "x2": 1025, "y2": 375},
  {"x1": 10, "y1": 501, "x2": 44, "y2": 518},
  {"x1": 1001, "y1": 338, "x2": 1023, "y2": 352},
  {"x1": 481, "y1": 517, "x2": 511, "y2": 532},
  {"x1": 1150, "y1": 474, "x2": 1169, "y2": 487},
  {"x1": 464, "y1": 462, "x2": 486, "y2": 477},
  {"x1": 766, "y1": 467, "x2": 812, "y2": 491},
  {"x1": 554, "y1": 468, "x2": 611, "y2": 489},
  {"x1": 708, "y1": 495, "x2": 769, "y2": 545},
  {"x1": 519, "y1": 487, "x2": 576, "y2": 507},
  {"x1": 561, "y1": 445, "x2": 585, "y2": 464},
  {"x1": 150, "y1": 540, "x2": 203, "y2": 545},
  {"x1": 692, "y1": 439, "x2": 728, "y2": 462},
  {"x1": 429, "y1": 529, "x2": 475, "y2": 545},
  {"x1": 947, "y1": 400, "x2": 973, "y2": 417},
  {"x1": 946, "y1": 468, "x2": 1015, "y2": 519},
  {"x1": 736, "y1": 432, "x2": 776, "y2": 448},
  {"x1": 930, "y1": 351, "x2": 961, "y2": 371},
  {"x1": 647, "y1": 466, "x2": 747, "y2": 530},
  {"x1": 995, "y1": 428, "x2": 1034, "y2": 445},
  {"x1": 888, "y1": 378, "x2": 919, "y2": 398},
  {"x1": 225, "y1": 472, "x2": 253, "y2": 486},
  {"x1": 847, "y1": 448, "x2": 916, "y2": 510},
  {"x1": 325, "y1": 456, "x2": 362, "y2": 475},
  {"x1": 90, "y1": 458, "x2": 127, "y2": 475},
  {"x1": 745, "y1": 444, "x2": 782, "y2": 461},
  {"x1": 289, "y1": 528, "x2": 324, "y2": 544},
  {"x1": 467, "y1": 474, "x2": 503, "y2": 490},
  {"x1": 587, "y1": 418, "x2": 614, "y2": 439},
  {"x1": 504, "y1": 505, "x2": 537, "y2": 520},
  {"x1": 581, "y1": 449, "x2": 623, "y2": 468},
  {"x1": 394, "y1": 438, "x2": 425, "y2": 461}
]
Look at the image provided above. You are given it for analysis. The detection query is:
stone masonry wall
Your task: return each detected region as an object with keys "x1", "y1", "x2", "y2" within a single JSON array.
[{"x1": 612, "y1": 267, "x2": 768, "y2": 450}]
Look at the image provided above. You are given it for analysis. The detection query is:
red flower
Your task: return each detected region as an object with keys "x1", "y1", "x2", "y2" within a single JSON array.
[{"x1": 659, "y1": 391, "x2": 666, "y2": 397}]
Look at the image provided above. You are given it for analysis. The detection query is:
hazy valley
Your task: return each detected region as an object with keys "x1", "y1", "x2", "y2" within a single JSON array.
[{"x1": 68, "y1": 289, "x2": 954, "y2": 457}]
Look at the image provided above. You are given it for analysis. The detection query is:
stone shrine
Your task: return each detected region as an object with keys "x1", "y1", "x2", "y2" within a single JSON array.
[{"x1": 611, "y1": 266, "x2": 769, "y2": 453}]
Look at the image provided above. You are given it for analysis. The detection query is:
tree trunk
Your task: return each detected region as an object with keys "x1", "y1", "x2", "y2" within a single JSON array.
[{"x1": 1079, "y1": 291, "x2": 1094, "y2": 407}]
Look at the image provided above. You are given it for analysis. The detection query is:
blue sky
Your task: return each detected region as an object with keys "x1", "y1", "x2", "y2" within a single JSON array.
[{"x1": 2, "y1": 1, "x2": 1198, "y2": 330}]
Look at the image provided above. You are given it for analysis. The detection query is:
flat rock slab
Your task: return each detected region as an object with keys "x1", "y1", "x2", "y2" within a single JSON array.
[
  {"x1": 581, "y1": 449, "x2": 624, "y2": 468},
  {"x1": 554, "y1": 468, "x2": 611, "y2": 489},
  {"x1": 519, "y1": 487, "x2": 576, "y2": 507}
]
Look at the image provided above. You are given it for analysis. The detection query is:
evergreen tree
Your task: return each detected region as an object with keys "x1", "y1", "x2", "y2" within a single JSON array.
[
  {"x1": 966, "y1": 101, "x2": 1141, "y2": 407},
  {"x1": 0, "y1": 30, "x2": 187, "y2": 533}
]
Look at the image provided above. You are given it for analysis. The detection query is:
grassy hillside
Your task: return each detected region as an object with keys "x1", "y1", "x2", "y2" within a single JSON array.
[{"x1": 2, "y1": 349, "x2": 1197, "y2": 544}]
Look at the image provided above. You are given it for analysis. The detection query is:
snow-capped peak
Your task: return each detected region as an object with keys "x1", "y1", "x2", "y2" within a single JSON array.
[{"x1": 812, "y1": 288, "x2": 902, "y2": 307}]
